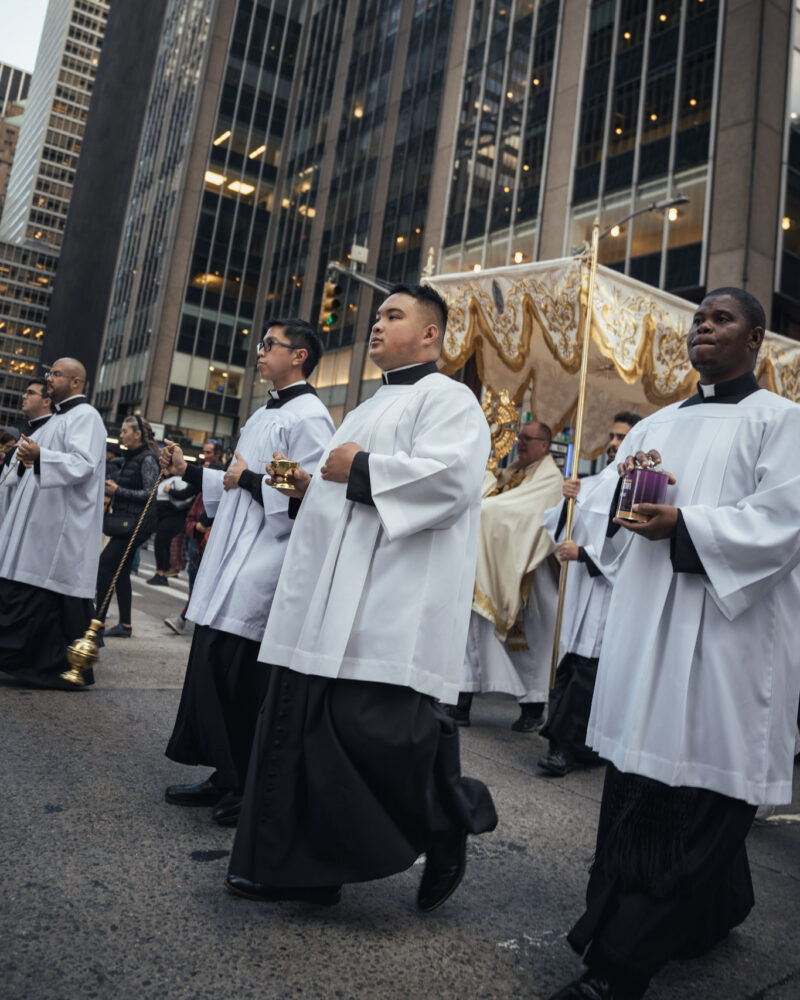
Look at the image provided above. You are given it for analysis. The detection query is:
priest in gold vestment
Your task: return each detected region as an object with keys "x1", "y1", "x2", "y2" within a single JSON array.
[{"x1": 447, "y1": 422, "x2": 564, "y2": 731}]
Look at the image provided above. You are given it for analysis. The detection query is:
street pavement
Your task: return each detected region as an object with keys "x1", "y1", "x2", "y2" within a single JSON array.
[{"x1": 2, "y1": 547, "x2": 799, "y2": 1000}]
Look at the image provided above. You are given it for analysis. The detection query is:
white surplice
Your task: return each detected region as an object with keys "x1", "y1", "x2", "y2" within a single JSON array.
[
  {"x1": 258, "y1": 373, "x2": 491, "y2": 704},
  {"x1": 0, "y1": 399, "x2": 106, "y2": 598},
  {"x1": 542, "y1": 472, "x2": 619, "y2": 659},
  {"x1": 587, "y1": 389, "x2": 800, "y2": 805},
  {"x1": 0, "y1": 418, "x2": 51, "y2": 523},
  {"x1": 186, "y1": 392, "x2": 334, "y2": 642}
]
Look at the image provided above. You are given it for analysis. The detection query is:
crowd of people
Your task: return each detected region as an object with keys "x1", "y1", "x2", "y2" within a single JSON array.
[{"x1": 0, "y1": 283, "x2": 798, "y2": 1000}]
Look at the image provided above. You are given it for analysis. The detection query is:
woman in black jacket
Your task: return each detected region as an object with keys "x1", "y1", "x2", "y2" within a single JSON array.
[{"x1": 96, "y1": 415, "x2": 160, "y2": 638}]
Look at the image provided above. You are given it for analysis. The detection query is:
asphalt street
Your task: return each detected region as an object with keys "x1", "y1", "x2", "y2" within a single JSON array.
[{"x1": 2, "y1": 546, "x2": 799, "y2": 1000}]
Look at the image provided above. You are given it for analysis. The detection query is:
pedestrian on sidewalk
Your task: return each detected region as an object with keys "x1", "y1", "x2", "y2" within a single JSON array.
[{"x1": 97, "y1": 415, "x2": 160, "y2": 639}]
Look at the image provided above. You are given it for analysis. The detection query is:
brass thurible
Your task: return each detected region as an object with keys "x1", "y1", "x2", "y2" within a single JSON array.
[
  {"x1": 62, "y1": 618, "x2": 104, "y2": 686},
  {"x1": 61, "y1": 469, "x2": 168, "y2": 687}
]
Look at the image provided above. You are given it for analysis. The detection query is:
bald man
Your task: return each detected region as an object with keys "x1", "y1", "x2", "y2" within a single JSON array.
[{"x1": 0, "y1": 358, "x2": 107, "y2": 689}]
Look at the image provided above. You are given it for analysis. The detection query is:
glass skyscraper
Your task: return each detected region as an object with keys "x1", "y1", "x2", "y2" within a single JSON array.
[
  {"x1": 0, "y1": 0, "x2": 109, "y2": 428},
  {"x1": 95, "y1": 0, "x2": 305, "y2": 443},
  {"x1": 84, "y1": 0, "x2": 796, "y2": 445}
]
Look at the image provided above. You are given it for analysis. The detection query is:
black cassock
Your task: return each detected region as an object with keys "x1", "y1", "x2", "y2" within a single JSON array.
[
  {"x1": 229, "y1": 667, "x2": 498, "y2": 887},
  {"x1": 568, "y1": 764, "x2": 757, "y2": 999},
  {"x1": 0, "y1": 578, "x2": 93, "y2": 689},
  {"x1": 166, "y1": 624, "x2": 269, "y2": 793}
]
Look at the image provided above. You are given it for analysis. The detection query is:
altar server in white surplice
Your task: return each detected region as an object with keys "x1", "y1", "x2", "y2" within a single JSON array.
[
  {"x1": 161, "y1": 319, "x2": 334, "y2": 828},
  {"x1": 552, "y1": 288, "x2": 800, "y2": 1000},
  {"x1": 0, "y1": 377, "x2": 53, "y2": 523},
  {"x1": 537, "y1": 412, "x2": 640, "y2": 778},
  {"x1": 0, "y1": 359, "x2": 106, "y2": 690},
  {"x1": 227, "y1": 283, "x2": 498, "y2": 912}
]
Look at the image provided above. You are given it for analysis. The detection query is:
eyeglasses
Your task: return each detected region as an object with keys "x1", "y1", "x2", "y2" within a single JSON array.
[
  {"x1": 22, "y1": 389, "x2": 43, "y2": 397},
  {"x1": 47, "y1": 369, "x2": 69, "y2": 379},
  {"x1": 257, "y1": 336, "x2": 295, "y2": 353},
  {"x1": 517, "y1": 433, "x2": 549, "y2": 443}
]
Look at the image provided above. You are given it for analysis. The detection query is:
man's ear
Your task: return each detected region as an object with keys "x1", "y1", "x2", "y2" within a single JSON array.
[
  {"x1": 422, "y1": 323, "x2": 439, "y2": 347},
  {"x1": 749, "y1": 326, "x2": 765, "y2": 354},
  {"x1": 292, "y1": 347, "x2": 309, "y2": 369}
]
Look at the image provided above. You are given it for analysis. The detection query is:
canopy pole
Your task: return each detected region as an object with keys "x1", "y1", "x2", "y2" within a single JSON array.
[{"x1": 549, "y1": 220, "x2": 600, "y2": 689}]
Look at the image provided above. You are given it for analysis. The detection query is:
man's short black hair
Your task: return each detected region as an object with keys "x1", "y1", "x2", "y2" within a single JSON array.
[
  {"x1": 266, "y1": 317, "x2": 324, "y2": 377},
  {"x1": 389, "y1": 283, "x2": 448, "y2": 339},
  {"x1": 204, "y1": 438, "x2": 223, "y2": 456},
  {"x1": 613, "y1": 411, "x2": 641, "y2": 428},
  {"x1": 27, "y1": 378, "x2": 48, "y2": 393},
  {"x1": 704, "y1": 287, "x2": 766, "y2": 332}
]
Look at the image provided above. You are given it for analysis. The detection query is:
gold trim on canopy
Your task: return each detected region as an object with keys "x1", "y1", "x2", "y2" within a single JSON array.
[{"x1": 430, "y1": 259, "x2": 800, "y2": 457}]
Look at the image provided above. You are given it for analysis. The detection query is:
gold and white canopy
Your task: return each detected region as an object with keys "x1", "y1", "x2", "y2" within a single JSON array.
[{"x1": 429, "y1": 257, "x2": 800, "y2": 457}]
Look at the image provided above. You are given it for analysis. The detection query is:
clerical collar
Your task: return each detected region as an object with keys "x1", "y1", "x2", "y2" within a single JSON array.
[
  {"x1": 381, "y1": 361, "x2": 438, "y2": 385},
  {"x1": 27, "y1": 414, "x2": 52, "y2": 431},
  {"x1": 265, "y1": 381, "x2": 316, "y2": 409},
  {"x1": 54, "y1": 394, "x2": 88, "y2": 414},
  {"x1": 680, "y1": 372, "x2": 760, "y2": 408}
]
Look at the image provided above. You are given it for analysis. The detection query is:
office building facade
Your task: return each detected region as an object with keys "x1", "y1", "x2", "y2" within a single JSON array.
[
  {"x1": 0, "y1": 0, "x2": 109, "y2": 428},
  {"x1": 87, "y1": 0, "x2": 796, "y2": 446},
  {"x1": 0, "y1": 63, "x2": 32, "y2": 116}
]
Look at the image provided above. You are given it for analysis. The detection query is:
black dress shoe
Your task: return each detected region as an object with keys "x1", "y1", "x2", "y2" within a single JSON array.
[
  {"x1": 417, "y1": 830, "x2": 467, "y2": 912},
  {"x1": 165, "y1": 775, "x2": 227, "y2": 806},
  {"x1": 212, "y1": 793, "x2": 241, "y2": 827},
  {"x1": 549, "y1": 972, "x2": 614, "y2": 1000},
  {"x1": 224, "y1": 874, "x2": 341, "y2": 906},
  {"x1": 537, "y1": 747, "x2": 575, "y2": 777},
  {"x1": 441, "y1": 704, "x2": 471, "y2": 726},
  {"x1": 511, "y1": 702, "x2": 545, "y2": 732},
  {"x1": 104, "y1": 623, "x2": 132, "y2": 638}
]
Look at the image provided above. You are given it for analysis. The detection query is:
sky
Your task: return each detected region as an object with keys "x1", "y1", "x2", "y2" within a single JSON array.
[{"x1": 0, "y1": 0, "x2": 49, "y2": 74}]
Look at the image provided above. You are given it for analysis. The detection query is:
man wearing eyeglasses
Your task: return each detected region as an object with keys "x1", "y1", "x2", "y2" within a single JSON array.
[
  {"x1": 0, "y1": 379, "x2": 54, "y2": 521},
  {"x1": 451, "y1": 421, "x2": 564, "y2": 731},
  {"x1": 160, "y1": 319, "x2": 334, "y2": 829},
  {"x1": 0, "y1": 358, "x2": 106, "y2": 689}
]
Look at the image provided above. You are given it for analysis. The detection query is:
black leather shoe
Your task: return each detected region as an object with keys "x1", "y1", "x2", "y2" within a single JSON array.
[
  {"x1": 549, "y1": 972, "x2": 614, "y2": 1000},
  {"x1": 104, "y1": 623, "x2": 132, "y2": 638},
  {"x1": 224, "y1": 874, "x2": 341, "y2": 905},
  {"x1": 165, "y1": 775, "x2": 226, "y2": 806},
  {"x1": 511, "y1": 703, "x2": 545, "y2": 732},
  {"x1": 212, "y1": 793, "x2": 241, "y2": 827},
  {"x1": 441, "y1": 704, "x2": 471, "y2": 726},
  {"x1": 417, "y1": 830, "x2": 467, "y2": 912},
  {"x1": 537, "y1": 748, "x2": 575, "y2": 777}
]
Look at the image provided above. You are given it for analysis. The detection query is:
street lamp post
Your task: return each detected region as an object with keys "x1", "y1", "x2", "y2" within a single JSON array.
[{"x1": 597, "y1": 194, "x2": 689, "y2": 242}]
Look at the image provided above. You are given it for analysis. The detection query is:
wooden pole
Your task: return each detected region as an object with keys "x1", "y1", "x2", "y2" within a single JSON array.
[{"x1": 549, "y1": 220, "x2": 600, "y2": 689}]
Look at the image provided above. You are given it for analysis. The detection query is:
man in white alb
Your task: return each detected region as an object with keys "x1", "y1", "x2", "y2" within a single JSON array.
[
  {"x1": 226, "y1": 283, "x2": 497, "y2": 911},
  {"x1": 552, "y1": 288, "x2": 800, "y2": 1000},
  {"x1": 0, "y1": 358, "x2": 106, "y2": 689}
]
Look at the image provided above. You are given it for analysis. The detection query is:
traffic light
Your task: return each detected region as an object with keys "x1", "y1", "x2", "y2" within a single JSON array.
[{"x1": 319, "y1": 280, "x2": 342, "y2": 330}]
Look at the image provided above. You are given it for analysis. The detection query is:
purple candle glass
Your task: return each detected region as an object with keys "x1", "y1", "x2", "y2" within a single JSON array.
[{"x1": 616, "y1": 467, "x2": 669, "y2": 523}]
